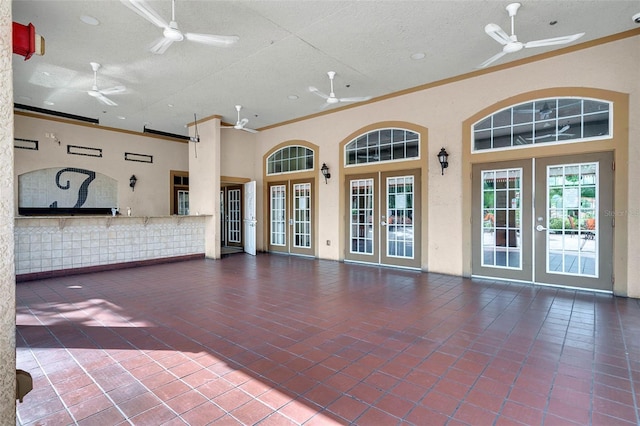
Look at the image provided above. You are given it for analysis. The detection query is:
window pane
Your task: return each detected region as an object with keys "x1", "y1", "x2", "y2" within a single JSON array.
[
  {"x1": 481, "y1": 168, "x2": 522, "y2": 269},
  {"x1": 472, "y1": 97, "x2": 611, "y2": 152},
  {"x1": 345, "y1": 129, "x2": 419, "y2": 166},
  {"x1": 267, "y1": 146, "x2": 315, "y2": 175}
]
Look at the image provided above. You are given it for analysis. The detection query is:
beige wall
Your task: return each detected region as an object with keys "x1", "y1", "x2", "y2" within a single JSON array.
[
  {"x1": 14, "y1": 114, "x2": 189, "y2": 217},
  {"x1": 254, "y1": 34, "x2": 640, "y2": 296},
  {"x1": 220, "y1": 128, "x2": 257, "y2": 179}
]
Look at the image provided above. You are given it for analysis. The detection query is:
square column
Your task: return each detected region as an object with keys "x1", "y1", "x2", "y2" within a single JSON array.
[{"x1": 188, "y1": 117, "x2": 221, "y2": 259}]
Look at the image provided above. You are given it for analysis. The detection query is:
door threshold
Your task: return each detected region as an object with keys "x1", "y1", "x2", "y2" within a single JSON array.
[
  {"x1": 471, "y1": 274, "x2": 613, "y2": 294},
  {"x1": 344, "y1": 259, "x2": 421, "y2": 272}
]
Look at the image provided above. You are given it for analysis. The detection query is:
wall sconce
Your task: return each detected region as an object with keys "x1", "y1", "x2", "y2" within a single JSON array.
[
  {"x1": 320, "y1": 163, "x2": 331, "y2": 184},
  {"x1": 129, "y1": 175, "x2": 137, "y2": 191},
  {"x1": 437, "y1": 148, "x2": 449, "y2": 175}
]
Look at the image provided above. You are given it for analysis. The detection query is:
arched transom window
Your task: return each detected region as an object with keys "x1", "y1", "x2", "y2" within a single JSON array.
[
  {"x1": 267, "y1": 145, "x2": 314, "y2": 175},
  {"x1": 345, "y1": 128, "x2": 419, "y2": 166},
  {"x1": 473, "y1": 97, "x2": 611, "y2": 152}
]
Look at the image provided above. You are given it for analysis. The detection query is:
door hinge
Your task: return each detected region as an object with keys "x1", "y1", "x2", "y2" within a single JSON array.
[
  {"x1": 612, "y1": 274, "x2": 615, "y2": 285},
  {"x1": 612, "y1": 160, "x2": 615, "y2": 171},
  {"x1": 612, "y1": 217, "x2": 615, "y2": 228}
]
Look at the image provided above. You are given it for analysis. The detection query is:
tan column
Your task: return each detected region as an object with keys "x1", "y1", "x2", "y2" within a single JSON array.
[
  {"x1": 0, "y1": 0, "x2": 17, "y2": 422},
  {"x1": 188, "y1": 116, "x2": 221, "y2": 259}
]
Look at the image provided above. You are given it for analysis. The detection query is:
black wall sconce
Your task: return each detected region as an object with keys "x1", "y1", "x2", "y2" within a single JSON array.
[
  {"x1": 321, "y1": 163, "x2": 331, "y2": 184},
  {"x1": 437, "y1": 148, "x2": 449, "y2": 175},
  {"x1": 129, "y1": 175, "x2": 137, "y2": 191}
]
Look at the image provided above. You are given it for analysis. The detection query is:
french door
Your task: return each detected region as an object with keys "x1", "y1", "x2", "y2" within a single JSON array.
[
  {"x1": 221, "y1": 186, "x2": 242, "y2": 249},
  {"x1": 472, "y1": 152, "x2": 613, "y2": 291},
  {"x1": 345, "y1": 169, "x2": 421, "y2": 269},
  {"x1": 267, "y1": 179, "x2": 315, "y2": 256}
]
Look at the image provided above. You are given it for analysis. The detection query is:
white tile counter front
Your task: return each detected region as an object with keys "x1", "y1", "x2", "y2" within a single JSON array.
[{"x1": 15, "y1": 215, "x2": 207, "y2": 276}]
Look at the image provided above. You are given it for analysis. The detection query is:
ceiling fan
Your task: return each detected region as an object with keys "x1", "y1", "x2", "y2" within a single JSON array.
[
  {"x1": 87, "y1": 62, "x2": 125, "y2": 106},
  {"x1": 309, "y1": 71, "x2": 372, "y2": 108},
  {"x1": 478, "y1": 2, "x2": 584, "y2": 68},
  {"x1": 120, "y1": 0, "x2": 239, "y2": 54},
  {"x1": 222, "y1": 105, "x2": 258, "y2": 133}
]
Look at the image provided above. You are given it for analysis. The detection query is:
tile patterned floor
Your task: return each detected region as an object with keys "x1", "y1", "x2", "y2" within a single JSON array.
[{"x1": 15, "y1": 254, "x2": 640, "y2": 425}]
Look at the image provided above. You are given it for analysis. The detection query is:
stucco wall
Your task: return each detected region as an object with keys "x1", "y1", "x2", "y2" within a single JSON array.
[
  {"x1": 1, "y1": 0, "x2": 16, "y2": 421},
  {"x1": 254, "y1": 35, "x2": 640, "y2": 295},
  {"x1": 14, "y1": 114, "x2": 189, "y2": 217}
]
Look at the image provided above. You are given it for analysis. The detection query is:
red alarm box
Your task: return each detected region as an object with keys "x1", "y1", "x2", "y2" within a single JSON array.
[{"x1": 13, "y1": 22, "x2": 45, "y2": 60}]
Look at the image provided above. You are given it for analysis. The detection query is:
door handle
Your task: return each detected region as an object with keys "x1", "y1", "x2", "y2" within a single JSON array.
[
  {"x1": 380, "y1": 221, "x2": 387, "y2": 226},
  {"x1": 536, "y1": 224, "x2": 547, "y2": 232}
]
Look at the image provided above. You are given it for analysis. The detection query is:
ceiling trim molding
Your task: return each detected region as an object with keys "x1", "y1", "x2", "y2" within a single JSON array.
[{"x1": 15, "y1": 111, "x2": 190, "y2": 144}]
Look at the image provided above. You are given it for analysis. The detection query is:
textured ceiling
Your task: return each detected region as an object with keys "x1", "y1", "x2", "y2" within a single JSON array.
[{"x1": 12, "y1": 0, "x2": 640, "y2": 137}]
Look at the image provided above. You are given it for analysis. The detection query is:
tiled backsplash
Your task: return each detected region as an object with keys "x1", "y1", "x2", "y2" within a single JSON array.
[{"x1": 15, "y1": 216, "x2": 206, "y2": 276}]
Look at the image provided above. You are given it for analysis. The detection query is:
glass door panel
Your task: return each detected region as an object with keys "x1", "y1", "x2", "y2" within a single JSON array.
[
  {"x1": 227, "y1": 189, "x2": 241, "y2": 244},
  {"x1": 481, "y1": 168, "x2": 522, "y2": 269},
  {"x1": 177, "y1": 190, "x2": 189, "y2": 215},
  {"x1": 381, "y1": 171, "x2": 421, "y2": 269},
  {"x1": 472, "y1": 160, "x2": 532, "y2": 282},
  {"x1": 535, "y1": 152, "x2": 613, "y2": 290},
  {"x1": 350, "y1": 178, "x2": 375, "y2": 256},
  {"x1": 293, "y1": 183, "x2": 311, "y2": 249},
  {"x1": 345, "y1": 174, "x2": 378, "y2": 263},
  {"x1": 220, "y1": 190, "x2": 225, "y2": 247},
  {"x1": 385, "y1": 175, "x2": 414, "y2": 259},
  {"x1": 269, "y1": 185, "x2": 287, "y2": 251},
  {"x1": 290, "y1": 180, "x2": 314, "y2": 256}
]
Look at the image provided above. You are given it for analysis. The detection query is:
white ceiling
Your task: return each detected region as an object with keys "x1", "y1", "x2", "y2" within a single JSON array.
[{"x1": 12, "y1": 0, "x2": 640, "y2": 137}]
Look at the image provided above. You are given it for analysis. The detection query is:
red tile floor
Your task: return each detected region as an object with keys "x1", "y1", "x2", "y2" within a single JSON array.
[{"x1": 16, "y1": 254, "x2": 640, "y2": 425}]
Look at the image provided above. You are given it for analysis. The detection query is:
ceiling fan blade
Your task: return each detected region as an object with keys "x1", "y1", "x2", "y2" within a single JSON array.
[
  {"x1": 96, "y1": 94, "x2": 117, "y2": 106},
  {"x1": 524, "y1": 32, "x2": 585, "y2": 48},
  {"x1": 242, "y1": 127, "x2": 258, "y2": 134},
  {"x1": 185, "y1": 33, "x2": 239, "y2": 47},
  {"x1": 485, "y1": 23, "x2": 511, "y2": 45},
  {"x1": 150, "y1": 37, "x2": 174, "y2": 54},
  {"x1": 100, "y1": 86, "x2": 126, "y2": 95},
  {"x1": 338, "y1": 96, "x2": 372, "y2": 103},
  {"x1": 477, "y1": 50, "x2": 508, "y2": 68},
  {"x1": 309, "y1": 87, "x2": 330, "y2": 100},
  {"x1": 120, "y1": 0, "x2": 168, "y2": 29}
]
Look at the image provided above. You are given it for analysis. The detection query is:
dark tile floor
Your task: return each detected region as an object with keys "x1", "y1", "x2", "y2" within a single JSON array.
[{"x1": 15, "y1": 254, "x2": 640, "y2": 425}]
